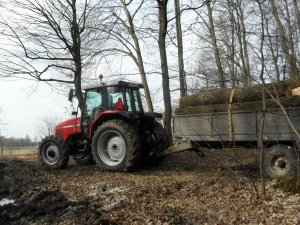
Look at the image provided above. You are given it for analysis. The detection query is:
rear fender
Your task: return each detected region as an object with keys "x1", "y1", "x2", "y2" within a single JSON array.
[
  {"x1": 141, "y1": 112, "x2": 163, "y2": 128},
  {"x1": 144, "y1": 112, "x2": 163, "y2": 119},
  {"x1": 89, "y1": 111, "x2": 139, "y2": 138}
]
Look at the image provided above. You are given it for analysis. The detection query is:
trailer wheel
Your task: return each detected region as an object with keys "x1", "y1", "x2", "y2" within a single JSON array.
[
  {"x1": 92, "y1": 119, "x2": 141, "y2": 171},
  {"x1": 264, "y1": 144, "x2": 298, "y2": 178},
  {"x1": 143, "y1": 121, "x2": 170, "y2": 166},
  {"x1": 38, "y1": 135, "x2": 70, "y2": 170}
]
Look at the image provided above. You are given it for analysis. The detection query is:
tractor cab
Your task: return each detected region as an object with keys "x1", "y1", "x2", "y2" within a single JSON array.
[
  {"x1": 82, "y1": 81, "x2": 144, "y2": 119},
  {"x1": 79, "y1": 81, "x2": 145, "y2": 139}
]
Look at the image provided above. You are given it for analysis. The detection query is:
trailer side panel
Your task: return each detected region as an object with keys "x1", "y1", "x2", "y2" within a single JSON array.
[{"x1": 173, "y1": 108, "x2": 300, "y2": 145}]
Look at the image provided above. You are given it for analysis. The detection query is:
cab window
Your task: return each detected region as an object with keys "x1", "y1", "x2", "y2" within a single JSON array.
[
  {"x1": 133, "y1": 89, "x2": 141, "y2": 112},
  {"x1": 107, "y1": 86, "x2": 133, "y2": 111},
  {"x1": 85, "y1": 90, "x2": 102, "y2": 120}
]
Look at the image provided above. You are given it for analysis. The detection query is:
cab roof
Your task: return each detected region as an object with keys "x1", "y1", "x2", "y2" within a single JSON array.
[{"x1": 82, "y1": 80, "x2": 144, "y2": 90}]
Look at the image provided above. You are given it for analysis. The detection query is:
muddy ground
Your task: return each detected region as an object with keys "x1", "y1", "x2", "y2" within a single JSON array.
[{"x1": 0, "y1": 148, "x2": 299, "y2": 225}]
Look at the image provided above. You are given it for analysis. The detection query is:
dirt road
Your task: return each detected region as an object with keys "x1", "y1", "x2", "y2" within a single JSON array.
[{"x1": 0, "y1": 149, "x2": 299, "y2": 224}]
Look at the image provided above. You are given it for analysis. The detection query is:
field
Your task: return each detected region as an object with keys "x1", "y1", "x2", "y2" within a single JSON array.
[
  {"x1": 0, "y1": 148, "x2": 36, "y2": 159},
  {"x1": 0, "y1": 148, "x2": 300, "y2": 225}
]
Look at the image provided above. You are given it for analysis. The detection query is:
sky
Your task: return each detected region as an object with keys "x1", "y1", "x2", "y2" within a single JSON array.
[
  {"x1": 0, "y1": 79, "x2": 71, "y2": 139},
  {"x1": 0, "y1": 1, "x2": 198, "y2": 140},
  {"x1": 0, "y1": 74, "x2": 165, "y2": 140}
]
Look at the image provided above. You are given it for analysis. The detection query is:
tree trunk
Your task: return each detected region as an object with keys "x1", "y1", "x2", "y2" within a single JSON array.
[
  {"x1": 235, "y1": 0, "x2": 251, "y2": 87},
  {"x1": 175, "y1": 96, "x2": 300, "y2": 115},
  {"x1": 157, "y1": 0, "x2": 172, "y2": 143},
  {"x1": 270, "y1": 0, "x2": 298, "y2": 78},
  {"x1": 265, "y1": 18, "x2": 281, "y2": 81},
  {"x1": 257, "y1": 0, "x2": 266, "y2": 195},
  {"x1": 174, "y1": 0, "x2": 186, "y2": 97},
  {"x1": 120, "y1": 0, "x2": 154, "y2": 112},
  {"x1": 71, "y1": 0, "x2": 84, "y2": 109},
  {"x1": 293, "y1": 0, "x2": 300, "y2": 32},
  {"x1": 238, "y1": 1, "x2": 251, "y2": 86},
  {"x1": 207, "y1": 1, "x2": 226, "y2": 88},
  {"x1": 284, "y1": 0, "x2": 297, "y2": 74},
  {"x1": 179, "y1": 80, "x2": 296, "y2": 107}
]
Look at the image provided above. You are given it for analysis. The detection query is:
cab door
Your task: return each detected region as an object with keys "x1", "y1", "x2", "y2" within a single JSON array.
[{"x1": 82, "y1": 89, "x2": 104, "y2": 138}]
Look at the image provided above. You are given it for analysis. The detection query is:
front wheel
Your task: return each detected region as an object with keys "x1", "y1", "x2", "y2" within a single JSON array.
[
  {"x1": 264, "y1": 144, "x2": 298, "y2": 178},
  {"x1": 38, "y1": 135, "x2": 70, "y2": 170},
  {"x1": 92, "y1": 120, "x2": 141, "y2": 171}
]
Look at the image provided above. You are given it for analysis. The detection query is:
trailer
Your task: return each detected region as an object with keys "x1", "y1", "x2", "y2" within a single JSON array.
[{"x1": 171, "y1": 107, "x2": 300, "y2": 178}]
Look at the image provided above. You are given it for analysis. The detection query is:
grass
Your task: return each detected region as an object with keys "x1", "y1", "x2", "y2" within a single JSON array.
[{"x1": 0, "y1": 147, "x2": 37, "y2": 160}]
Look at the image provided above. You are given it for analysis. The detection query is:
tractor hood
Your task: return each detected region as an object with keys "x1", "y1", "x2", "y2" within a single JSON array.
[{"x1": 55, "y1": 117, "x2": 81, "y2": 140}]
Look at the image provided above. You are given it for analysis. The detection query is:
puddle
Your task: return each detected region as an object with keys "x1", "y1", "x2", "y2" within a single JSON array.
[{"x1": 0, "y1": 198, "x2": 15, "y2": 206}]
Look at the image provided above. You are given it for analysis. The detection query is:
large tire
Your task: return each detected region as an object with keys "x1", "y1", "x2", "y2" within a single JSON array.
[
  {"x1": 38, "y1": 135, "x2": 70, "y2": 170},
  {"x1": 142, "y1": 121, "x2": 170, "y2": 167},
  {"x1": 264, "y1": 144, "x2": 298, "y2": 178},
  {"x1": 92, "y1": 119, "x2": 141, "y2": 171}
]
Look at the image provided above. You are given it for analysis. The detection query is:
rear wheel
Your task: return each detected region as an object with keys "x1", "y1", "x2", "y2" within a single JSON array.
[
  {"x1": 142, "y1": 121, "x2": 170, "y2": 166},
  {"x1": 38, "y1": 135, "x2": 70, "y2": 170},
  {"x1": 92, "y1": 119, "x2": 141, "y2": 171},
  {"x1": 264, "y1": 144, "x2": 298, "y2": 178}
]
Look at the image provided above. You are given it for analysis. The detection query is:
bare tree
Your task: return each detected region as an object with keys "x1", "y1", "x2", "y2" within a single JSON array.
[
  {"x1": 256, "y1": 0, "x2": 266, "y2": 195},
  {"x1": 96, "y1": 0, "x2": 154, "y2": 111},
  {"x1": 38, "y1": 114, "x2": 61, "y2": 139},
  {"x1": 156, "y1": 0, "x2": 172, "y2": 142},
  {"x1": 270, "y1": 0, "x2": 298, "y2": 78},
  {"x1": 206, "y1": 0, "x2": 226, "y2": 88},
  {"x1": 0, "y1": 0, "x2": 108, "y2": 109},
  {"x1": 294, "y1": 0, "x2": 300, "y2": 32},
  {"x1": 174, "y1": 0, "x2": 187, "y2": 97}
]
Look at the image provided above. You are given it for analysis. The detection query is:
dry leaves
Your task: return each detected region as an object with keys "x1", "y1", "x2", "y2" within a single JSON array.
[{"x1": 0, "y1": 149, "x2": 300, "y2": 224}]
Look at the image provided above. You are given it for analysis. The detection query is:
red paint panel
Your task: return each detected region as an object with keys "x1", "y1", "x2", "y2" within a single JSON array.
[{"x1": 55, "y1": 117, "x2": 81, "y2": 141}]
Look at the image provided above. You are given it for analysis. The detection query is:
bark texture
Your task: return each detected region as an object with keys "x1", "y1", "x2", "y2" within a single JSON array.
[
  {"x1": 179, "y1": 78, "x2": 300, "y2": 108},
  {"x1": 176, "y1": 78, "x2": 300, "y2": 115},
  {"x1": 175, "y1": 96, "x2": 300, "y2": 115}
]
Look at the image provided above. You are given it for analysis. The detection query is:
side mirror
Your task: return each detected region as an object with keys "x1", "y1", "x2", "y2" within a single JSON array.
[
  {"x1": 72, "y1": 111, "x2": 78, "y2": 116},
  {"x1": 68, "y1": 89, "x2": 74, "y2": 102}
]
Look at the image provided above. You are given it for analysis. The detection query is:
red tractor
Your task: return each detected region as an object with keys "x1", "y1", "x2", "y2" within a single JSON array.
[{"x1": 38, "y1": 81, "x2": 170, "y2": 171}]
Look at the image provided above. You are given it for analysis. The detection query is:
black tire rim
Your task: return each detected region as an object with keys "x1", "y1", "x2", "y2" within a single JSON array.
[{"x1": 270, "y1": 154, "x2": 290, "y2": 176}]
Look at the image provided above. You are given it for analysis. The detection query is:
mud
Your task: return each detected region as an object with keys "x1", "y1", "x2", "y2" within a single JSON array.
[
  {"x1": 0, "y1": 160, "x2": 114, "y2": 225},
  {"x1": 0, "y1": 149, "x2": 299, "y2": 224}
]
